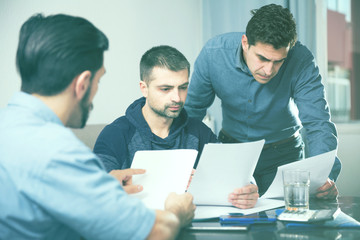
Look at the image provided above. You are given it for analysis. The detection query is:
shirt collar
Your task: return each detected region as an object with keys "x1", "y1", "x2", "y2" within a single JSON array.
[
  {"x1": 8, "y1": 91, "x2": 64, "y2": 126},
  {"x1": 236, "y1": 43, "x2": 252, "y2": 75}
]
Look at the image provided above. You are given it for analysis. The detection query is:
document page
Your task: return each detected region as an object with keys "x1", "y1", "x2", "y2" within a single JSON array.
[
  {"x1": 194, "y1": 198, "x2": 285, "y2": 220},
  {"x1": 261, "y1": 149, "x2": 337, "y2": 199},
  {"x1": 187, "y1": 140, "x2": 265, "y2": 205},
  {"x1": 130, "y1": 149, "x2": 197, "y2": 210}
]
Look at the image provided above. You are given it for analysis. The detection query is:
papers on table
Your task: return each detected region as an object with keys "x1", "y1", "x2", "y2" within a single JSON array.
[
  {"x1": 129, "y1": 140, "x2": 267, "y2": 212},
  {"x1": 261, "y1": 150, "x2": 337, "y2": 199},
  {"x1": 129, "y1": 142, "x2": 335, "y2": 219},
  {"x1": 194, "y1": 198, "x2": 285, "y2": 220},
  {"x1": 130, "y1": 149, "x2": 197, "y2": 210},
  {"x1": 187, "y1": 140, "x2": 265, "y2": 205}
]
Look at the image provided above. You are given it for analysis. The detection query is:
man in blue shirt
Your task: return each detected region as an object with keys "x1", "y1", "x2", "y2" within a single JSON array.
[
  {"x1": 185, "y1": 4, "x2": 341, "y2": 198},
  {"x1": 0, "y1": 14, "x2": 195, "y2": 240},
  {"x1": 94, "y1": 45, "x2": 259, "y2": 209}
]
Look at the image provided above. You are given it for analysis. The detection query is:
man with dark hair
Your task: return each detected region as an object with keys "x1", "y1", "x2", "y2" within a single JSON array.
[
  {"x1": 0, "y1": 14, "x2": 195, "y2": 240},
  {"x1": 185, "y1": 4, "x2": 341, "y2": 198},
  {"x1": 94, "y1": 45, "x2": 259, "y2": 209}
]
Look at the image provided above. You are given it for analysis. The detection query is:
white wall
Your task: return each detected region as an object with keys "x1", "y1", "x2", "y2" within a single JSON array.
[
  {"x1": 335, "y1": 123, "x2": 360, "y2": 197},
  {"x1": 0, "y1": 0, "x2": 203, "y2": 124}
]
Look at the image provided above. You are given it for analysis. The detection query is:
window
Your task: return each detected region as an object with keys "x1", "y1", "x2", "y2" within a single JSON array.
[{"x1": 326, "y1": 0, "x2": 359, "y2": 122}]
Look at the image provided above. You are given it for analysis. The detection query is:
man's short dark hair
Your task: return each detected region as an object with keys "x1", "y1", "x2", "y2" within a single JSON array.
[
  {"x1": 246, "y1": 4, "x2": 297, "y2": 49},
  {"x1": 17, "y1": 14, "x2": 109, "y2": 96},
  {"x1": 140, "y1": 45, "x2": 190, "y2": 83}
]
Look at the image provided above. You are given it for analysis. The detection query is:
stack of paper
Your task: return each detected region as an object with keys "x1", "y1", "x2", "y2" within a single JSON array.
[{"x1": 128, "y1": 142, "x2": 337, "y2": 220}]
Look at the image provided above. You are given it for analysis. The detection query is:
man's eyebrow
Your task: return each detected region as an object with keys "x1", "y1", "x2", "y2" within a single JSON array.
[
  {"x1": 256, "y1": 54, "x2": 286, "y2": 62},
  {"x1": 274, "y1": 57, "x2": 286, "y2": 62},
  {"x1": 179, "y1": 82, "x2": 189, "y2": 87},
  {"x1": 257, "y1": 54, "x2": 270, "y2": 61},
  {"x1": 157, "y1": 82, "x2": 189, "y2": 88},
  {"x1": 158, "y1": 84, "x2": 174, "y2": 88}
]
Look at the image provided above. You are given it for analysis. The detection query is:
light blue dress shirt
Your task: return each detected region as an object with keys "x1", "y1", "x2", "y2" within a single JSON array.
[
  {"x1": 185, "y1": 32, "x2": 341, "y2": 180},
  {"x1": 0, "y1": 92, "x2": 155, "y2": 240}
]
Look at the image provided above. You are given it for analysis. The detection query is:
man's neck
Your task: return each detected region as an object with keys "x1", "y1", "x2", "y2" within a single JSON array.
[
  {"x1": 142, "y1": 105, "x2": 173, "y2": 139},
  {"x1": 241, "y1": 45, "x2": 248, "y2": 66},
  {"x1": 32, "y1": 91, "x2": 75, "y2": 126}
]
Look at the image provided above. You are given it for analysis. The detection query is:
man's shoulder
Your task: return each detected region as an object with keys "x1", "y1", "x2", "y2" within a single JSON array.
[
  {"x1": 103, "y1": 115, "x2": 138, "y2": 132},
  {"x1": 107, "y1": 115, "x2": 130, "y2": 128},
  {"x1": 49, "y1": 124, "x2": 93, "y2": 154},
  {"x1": 289, "y1": 41, "x2": 314, "y2": 60},
  {"x1": 96, "y1": 115, "x2": 135, "y2": 142},
  {"x1": 205, "y1": 32, "x2": 243, "y2": 50},
  {"x1": 7, "y1": 121, "x2": 95, "y2": 169}
]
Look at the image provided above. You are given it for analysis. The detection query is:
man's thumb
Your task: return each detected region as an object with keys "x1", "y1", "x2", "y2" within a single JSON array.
[{"x1": 123, "y1": 185, "x2": 143, "y2": 194}]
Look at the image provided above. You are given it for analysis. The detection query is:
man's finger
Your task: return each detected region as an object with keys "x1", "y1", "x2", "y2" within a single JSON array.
[
  {"x1": 232, "y1": 185, "x2": 258, "y2": 195},
  {"x1": 228, "y1": 192, "x2": 259, "y2": 201},
  {"x1": 316, "y1": 184, "x2": 338, "y2": 199},
  {"x1": 317, "y1": 179, "x2": 335, "y2": 192},
  {"x1": 122, "y1": 168, "x2": 146, "y2": 176},
  {"x1": 230, "y1": 199, "x2": 257, "y2": 209},
  {"x1": 123, "y1": 185, "x2": 143, "y2": 194},
  {"x1": 317, "y1": 182, "x2": 335, "y2": 194}
]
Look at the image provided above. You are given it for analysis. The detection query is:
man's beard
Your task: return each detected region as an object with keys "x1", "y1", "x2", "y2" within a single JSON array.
[
  {"x1": 78, "y1": 88, "x2": 92, "y2": 128},
  {"x1": 67, "y1": 86, "x2": 92, "y2": 129},
  {"x1": 149, "y1": 102, "x2": 184, "y2": 119}
]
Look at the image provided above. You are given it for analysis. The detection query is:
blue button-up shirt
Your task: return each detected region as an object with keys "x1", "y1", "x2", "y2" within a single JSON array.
[
  {"x1": 185, "y1": 32, "x2": 341, "y2": 180},
  {"x1": 0, "y1": 92, "x2": 155, "y2": 240}
]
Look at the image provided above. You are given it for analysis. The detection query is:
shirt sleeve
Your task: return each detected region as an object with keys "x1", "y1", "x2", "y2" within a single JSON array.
[
  {"x1": 185, "y1": 45, "x2": 216, "y2": 120},
  {"x1": 292, "y1": 49, "x2": 341, "y2": 181},
  {"x1": 25, "y1": 145, "x2": 155, "y2": 240}
]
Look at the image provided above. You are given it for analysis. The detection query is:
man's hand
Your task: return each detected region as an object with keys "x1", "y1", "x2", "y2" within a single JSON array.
[
  {"x1": 109, "y1": 168, "x2": 145, "y2": 194},
  {"x1": 228, "y1": 184, "x2": 259, "y2": 209},
  {"x1": 164, "y1": 192, "x2": 196, "y2": 228},
  {"x1": 316, "y1": 178, "x2": 338, "y2": 199}
]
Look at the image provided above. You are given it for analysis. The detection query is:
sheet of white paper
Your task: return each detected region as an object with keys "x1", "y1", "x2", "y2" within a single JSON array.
[
  {"x1": 188, "y1": 140, "x2": 265, "y2": 205},
  {"x1": 261, "y1": 150, "x2": 337, "y2": 199},
  {"x1": 194, "y1": 198, "x2": 284, "y2": 220},
  {"x1": 130, "y1": 149, "x2": 197, "y2": 210}
]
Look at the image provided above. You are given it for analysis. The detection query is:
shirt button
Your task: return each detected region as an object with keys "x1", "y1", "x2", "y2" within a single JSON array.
[{"x1": 248, "y1": 99, "x2": 252, "y2": 103}]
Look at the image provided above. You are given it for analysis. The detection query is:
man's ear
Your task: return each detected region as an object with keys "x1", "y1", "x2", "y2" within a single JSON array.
[
  {"x1": 241, "y1": 34, "x2": 249, "y2": 51},
  {"x1": 139, "y1": 81, "x2": 148, "y2": 98},
  {"x1": 73, "y1": 70, "x2": 92, "y2": 100}
]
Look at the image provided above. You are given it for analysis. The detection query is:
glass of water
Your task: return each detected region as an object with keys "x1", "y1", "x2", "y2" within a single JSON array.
[{"x1": 282, "y1": 170, "x2": 310, "y2": 211}]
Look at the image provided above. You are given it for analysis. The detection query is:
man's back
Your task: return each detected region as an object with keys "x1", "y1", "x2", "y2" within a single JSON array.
[
  {"x1": 0, "y1": 92, "x2": 85, "y2": 239},
  {"x1": 0, "y1": 92, "x2": 155, "y2": 239}
]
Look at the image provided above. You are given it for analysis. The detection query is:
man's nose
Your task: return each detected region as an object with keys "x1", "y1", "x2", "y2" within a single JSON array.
[
  {"x1": 171, "y1": 89, "x2": 181, "y2": 102},
  {"x1": 263, "y1": 62, "x2": 274, "y2": 76}
]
